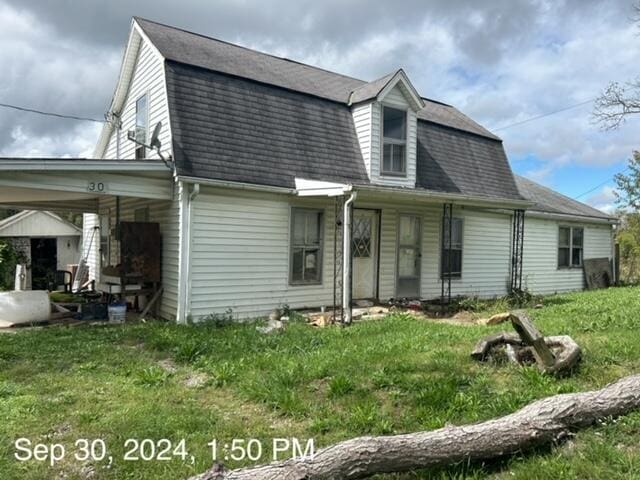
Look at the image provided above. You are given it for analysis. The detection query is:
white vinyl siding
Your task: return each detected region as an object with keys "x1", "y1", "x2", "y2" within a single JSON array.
[
  {"x1": 82, "y1": 214, "x2": 100, "y2": 283},
  {"x1": 351, "y1": 102, "x2": 373, "y2": 178},
  {"x1": 182, "y1": 190, "x2": 615, "y2": 319},
  {"x1": 522, "y1": 217, "x2": 613, "y2": 294},
  {"x1": 188, "y1": 188, "x2": 337, "y2": 319},
  {"x1": 374, "y1": 204, "x2": 511, "y2": 301},
  {"x1": 104, "y1": 40, "x2": 170, "y2": 160},
  {"x1": 351, "y1": 84, "x2": 417, "y2": 188}
]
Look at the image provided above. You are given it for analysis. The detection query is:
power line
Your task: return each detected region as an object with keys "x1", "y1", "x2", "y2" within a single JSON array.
[
  {"x1": 0, "y1": 102, "x2": 105, "y2": 123},
  {"x1": 492, "y1": 99, "x2": 595, "y2": 132},
  {"x1": 573, "y1": 167, "x2": 628, "y2": 200}
]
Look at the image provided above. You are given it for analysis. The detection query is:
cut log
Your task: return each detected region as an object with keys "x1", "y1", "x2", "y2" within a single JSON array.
[
  {"x1": 511, "y1": 313, "x2": 556, "y2": 367},
  {"x1": 470, "y1": 332, "x2": 522, "y2": 361},
  {"x1": 189, "y1": 374, "x2": 640, "y2": 480}
]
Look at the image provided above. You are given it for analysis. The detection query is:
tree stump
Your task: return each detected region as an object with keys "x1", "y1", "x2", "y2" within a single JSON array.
[{"x1": 472, "y1": 312, "x2": 581, "y2": 374}]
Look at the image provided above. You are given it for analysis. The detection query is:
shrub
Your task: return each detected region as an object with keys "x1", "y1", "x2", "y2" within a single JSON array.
[
  {"x1": 198, "y1": 308, "x2": 234, "y2": 327},
  {"x1": 0, "y1": 240, "x2": 26, "y2": 291}
]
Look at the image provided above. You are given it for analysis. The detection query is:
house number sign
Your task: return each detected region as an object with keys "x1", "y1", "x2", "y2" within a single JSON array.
[{"x1": 87, "y1": 181, "x2": 107, "y2": 193}]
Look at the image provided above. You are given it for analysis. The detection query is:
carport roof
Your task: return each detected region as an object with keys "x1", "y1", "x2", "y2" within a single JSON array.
[
  {"x1": 0, "y1": 158, "x2": 170, "y2": 172},
  {"x1": 0, "y1": 158, "x2": 174, "y2": 212}
]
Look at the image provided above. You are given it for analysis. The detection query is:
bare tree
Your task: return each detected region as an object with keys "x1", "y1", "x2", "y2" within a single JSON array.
[
  {"x1": 593, "y1": 78, "x2": 640, "y2": 130},
  {"x1": 592, "y1": 2, "x2": 640, "y2": 129}
]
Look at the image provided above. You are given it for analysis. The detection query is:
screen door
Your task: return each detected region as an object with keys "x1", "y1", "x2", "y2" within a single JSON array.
[{"x1": 396, "y1": 215, "x2": 421, "y2": 298}]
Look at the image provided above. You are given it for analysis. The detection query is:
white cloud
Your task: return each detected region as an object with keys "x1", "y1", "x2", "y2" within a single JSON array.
[
  {"x1": 0, "y1": 0, "x2": 638, "y2": 176},
  {"x1": 585, "y1": 185, "x2": 619, "y2": 214}
]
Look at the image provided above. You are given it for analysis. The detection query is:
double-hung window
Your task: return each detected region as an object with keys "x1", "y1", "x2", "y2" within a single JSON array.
[
  {"x1": 558, "y1": 226, "x2": 583, "y2": 268},
  {"x1": 135, "y1": 94, "x2": 148, "y2": 159},
  {"x1": 382, "y1": 106, "x2": 407, "y2": 175},
  {"x1": 290, "y1": 208, "x2": 323, "y2": 284},
  {"x1": 441, "y1": 217, "x2": 463, "y2": 278}
]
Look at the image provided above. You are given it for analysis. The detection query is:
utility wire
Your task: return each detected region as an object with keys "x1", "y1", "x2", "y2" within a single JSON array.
[
  {"x1": 0, "y1": 102, "x2": 105, "y2": 123},
  {"x1": 572, "y1": 167, "x2": 629, "y2": 200},
  {"x1": 492, "y1": 99, "x2": 595, "y2": 132}
]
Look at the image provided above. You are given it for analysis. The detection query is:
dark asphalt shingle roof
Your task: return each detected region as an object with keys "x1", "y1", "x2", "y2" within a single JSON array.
[
  {"x1": 165, "y1": 62, "x2": 369, "y2": 188},
  {"x1": 137, "y1": 17, "x2": 527, "y2": 204},
  {"x1": 416, "y1": 122, "x2": 522, "y2": 200},
  {"x1": 515, "y1": 175, "x2": 615, "y2": 220},
  {"x1": 135, "y1": 17, "x2": 498, "y2": 140},
  {"x1": 349, "y1": 71, "x2": 397, "y2": 105}
]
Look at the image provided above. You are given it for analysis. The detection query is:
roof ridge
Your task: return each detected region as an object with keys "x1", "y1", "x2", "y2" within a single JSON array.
[{"x1": 133, "y1": 16, "x2": 368, "y2": 87}]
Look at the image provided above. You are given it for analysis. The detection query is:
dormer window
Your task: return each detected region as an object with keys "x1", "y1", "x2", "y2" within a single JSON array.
[{"x1": 382, "y1": 106, "x2": 407, "y2": 176}]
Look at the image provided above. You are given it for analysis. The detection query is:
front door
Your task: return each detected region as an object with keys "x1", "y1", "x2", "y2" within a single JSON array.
[
  {"x1": 352, "y1": 209, "x2": 378, "y2": 300},
  {"x1": 396, "y1": 215, "x2": 421, "y2": 298}
]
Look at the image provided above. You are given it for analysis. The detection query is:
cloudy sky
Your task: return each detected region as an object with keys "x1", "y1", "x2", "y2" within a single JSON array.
[{"x1": 1, "y1": 0, "x2": 638, "y2": 212}]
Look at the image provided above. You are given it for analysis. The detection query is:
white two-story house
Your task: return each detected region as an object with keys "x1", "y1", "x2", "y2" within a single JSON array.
[{"x1": 0, "y1": 17, "x2": 617, "y2": 322}]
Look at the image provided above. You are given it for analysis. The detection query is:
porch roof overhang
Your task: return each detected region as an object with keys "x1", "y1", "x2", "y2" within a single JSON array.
[
  {"x1": 290, "y1": 177, "x2": 533, "y2": 210},
  {"x1": 0, "y1": 158, "x2": 173, "y2": 213},
  {"x1": 352, "y1": 184, "x2": 534, "y2": 210}
]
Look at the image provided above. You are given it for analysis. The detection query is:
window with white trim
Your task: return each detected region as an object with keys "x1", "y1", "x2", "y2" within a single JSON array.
[
  {"x1": 290, "y1": 208, "x2": 323, "y2": 284},
  {"x1": 382, "y1": 106, "x2": 407, "y2": 175},
  {"x1": 441, "y1": 217, "x2": 463, "y2": 278},
  {"x1": 135, "y1": 94, "x2": 148, "y2": 159},
  {"x1": 558, "y1": 226, "x2": 583, "y2": 268}
]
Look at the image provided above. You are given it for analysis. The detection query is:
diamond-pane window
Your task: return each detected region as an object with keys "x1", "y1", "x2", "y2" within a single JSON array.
[{"x1": 352, "y1": 215, "x2": 372, "y2": 258}]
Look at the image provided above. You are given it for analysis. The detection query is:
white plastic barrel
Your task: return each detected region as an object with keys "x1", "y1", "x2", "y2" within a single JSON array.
[{"x1": 0, "y1": 290, "x2": 50, "y2": 326}]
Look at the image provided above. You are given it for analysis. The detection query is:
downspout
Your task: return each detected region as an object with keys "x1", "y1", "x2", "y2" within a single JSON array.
[
  {"x1": 342, "y1": 190, "x2": 357, "y2": 324},
  {"x1": 177, "y1": 182, "x2": 200, "y2": 324},
  {"x1": 184, "y1": 183, "x2": 200, "y2": 322}
]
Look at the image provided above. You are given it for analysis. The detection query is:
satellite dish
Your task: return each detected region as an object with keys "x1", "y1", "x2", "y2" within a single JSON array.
[{"x1": 149, "y1": 121, "x2": 162, "y2": 150}]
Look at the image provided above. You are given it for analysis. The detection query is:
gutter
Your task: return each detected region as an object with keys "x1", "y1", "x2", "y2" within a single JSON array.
[
  {"x1": 177, "y1": 175, "x2": 296, "y2": 195},
  {"x1": 524, "y1": 209, "x2": 618, "y2": 225},
  {"x1": 0, "y1": 159, "x2": 171, "y2": 172},
  {"x1": 354, "y1": 184, "x2": 533, "y2": 209}
]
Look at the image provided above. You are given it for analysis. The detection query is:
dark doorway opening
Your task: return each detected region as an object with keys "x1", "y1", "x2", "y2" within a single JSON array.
[{"x1": 30, "y1": 238, "x2": 57, "y2": 290}]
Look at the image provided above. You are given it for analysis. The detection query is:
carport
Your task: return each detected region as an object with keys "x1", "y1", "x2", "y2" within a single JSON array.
[
  {"x1": 0, "y1": 158, "x2": 173, "y2": 212},
  {"x1": 0, "y1": 158, "x2": 175, "y2": 321}
]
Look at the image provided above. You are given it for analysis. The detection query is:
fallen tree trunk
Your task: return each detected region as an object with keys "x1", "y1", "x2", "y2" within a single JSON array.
[{"x1": 191, "y1": 374, "x2": 640, "y2": 480}]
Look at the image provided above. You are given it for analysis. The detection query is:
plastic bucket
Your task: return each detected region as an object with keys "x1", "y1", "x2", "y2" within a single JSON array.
[{"x1": 107, "y1": 303, "x2": 127, "y2": 324}]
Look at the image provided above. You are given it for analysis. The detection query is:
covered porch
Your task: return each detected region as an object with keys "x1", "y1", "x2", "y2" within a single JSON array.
[{"x1": 295, "y1": 179, "x2": 531, "y2": 322}]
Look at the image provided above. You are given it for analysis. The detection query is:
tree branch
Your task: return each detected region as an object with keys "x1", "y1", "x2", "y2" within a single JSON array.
[{"x1": 190, "y1": 374, "x2": 640, "y2": 480}]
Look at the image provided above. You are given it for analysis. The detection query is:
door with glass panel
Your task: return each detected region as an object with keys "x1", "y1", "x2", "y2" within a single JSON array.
[
  {"x1": 352, "y1": 210, "x2": 379, "y2": 299},
  {"x1": 396, "y1": 215, "x2": 421, "y2": 298}
]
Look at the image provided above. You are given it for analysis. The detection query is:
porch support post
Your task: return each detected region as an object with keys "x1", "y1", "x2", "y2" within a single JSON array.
[
  {"x1": 510, "y1": 209, "x2": 525, "y2": 293},
  {"x1": 342, "y1": 191, "x2": 357, "y2": 324},
  {"x1": 441, "y1": 203, "x2": 453, "y2": 306}
]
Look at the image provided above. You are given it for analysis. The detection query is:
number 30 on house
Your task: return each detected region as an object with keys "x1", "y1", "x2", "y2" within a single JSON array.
[{"x1": 87, "y1": 181, "x2": 107, "y2": 193}]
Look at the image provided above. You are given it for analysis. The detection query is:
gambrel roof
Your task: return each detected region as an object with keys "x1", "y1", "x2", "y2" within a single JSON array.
[
  {"x1": 127, "y1": 17, "x2": 611, "y2": 218},
  {"x1": 135, "y1": 18, "x2": 521, "y2": 200},
  {"x1": 135, "y1": 17, "x2": 500, "y2": 140}
]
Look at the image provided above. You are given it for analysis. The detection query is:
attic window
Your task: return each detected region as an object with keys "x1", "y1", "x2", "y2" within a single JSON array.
[
  {"x1": 135, "y1": 94, "x2": 148, "y2": 159},
  {"x1": 382, "y1": 106, "x2": 407, "y2": 176}
]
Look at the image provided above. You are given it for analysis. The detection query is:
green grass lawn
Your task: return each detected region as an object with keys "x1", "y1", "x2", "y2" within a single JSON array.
[{"x1": 2, "y1": 287, "x2": 640, "y2": 479}]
